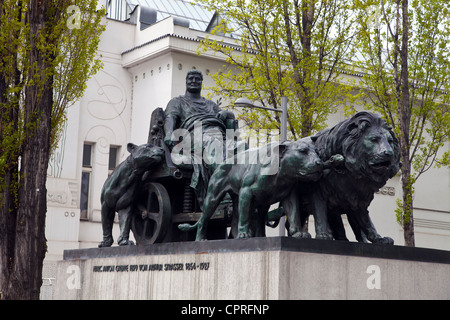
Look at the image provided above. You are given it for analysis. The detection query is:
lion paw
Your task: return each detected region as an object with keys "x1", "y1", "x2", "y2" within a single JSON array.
[
  {"x1": 331, "y1": 154, "x2": 344, "y2": 164},
  {"x1": 323, "y1": 154, "x2": 345, "y2": 169},
  {"x1": 292, "y1": 231, "x2": 311, "y2": 239},
  {"x1": 98, "y1": 237, "x2": 114, "y2": 248},
  {"x1": 118, "y1": 239, "x2": 135, "y2": 246},
  {"x1": 315, "y1": 233, "x2": 334, "y2": 240},
  {"x1": 237, "y1": 232, "x2": 250, "y2": 239},
  {"x1": 372, "y1": 237, "x2": 394, "y2": 245}
]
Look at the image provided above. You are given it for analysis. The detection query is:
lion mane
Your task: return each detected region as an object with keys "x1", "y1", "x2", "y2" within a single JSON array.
[{"x1": 314, "y1": 111, "x2": 400, "y2": 188}]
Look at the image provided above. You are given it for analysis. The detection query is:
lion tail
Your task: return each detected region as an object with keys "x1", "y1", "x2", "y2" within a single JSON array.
[{"x1": 178, "y1": 222, "x2": 198, "y2": 232}]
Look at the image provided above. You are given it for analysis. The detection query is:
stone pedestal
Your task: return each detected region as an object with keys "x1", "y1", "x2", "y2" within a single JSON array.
[{"x1": 54, "y1": 237, "x2": 450, "y2": 299}]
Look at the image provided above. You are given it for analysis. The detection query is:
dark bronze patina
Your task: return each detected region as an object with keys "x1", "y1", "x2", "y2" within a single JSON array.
[{"x1": 98, "y1": 70, "x2": 400, "y2": 246}]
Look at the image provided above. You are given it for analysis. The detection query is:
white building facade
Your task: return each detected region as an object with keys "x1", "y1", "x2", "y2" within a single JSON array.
[{"x1": 40, "y1": 0, "x2": 450, "y2": 298}]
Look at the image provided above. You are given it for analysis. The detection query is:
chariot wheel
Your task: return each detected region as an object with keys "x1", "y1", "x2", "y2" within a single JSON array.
[{"x1": 131, "y1": 182, "x2": 171, "y2": 245}]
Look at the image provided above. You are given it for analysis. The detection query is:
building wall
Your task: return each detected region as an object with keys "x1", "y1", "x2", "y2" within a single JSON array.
[{"x1": 42, "y1": 4, "x2": 450, "y2": 298}]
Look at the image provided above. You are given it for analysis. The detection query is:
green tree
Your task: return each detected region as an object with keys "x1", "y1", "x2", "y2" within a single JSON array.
[
  {"x1": 196, "y1": 0, "x2": 357, "y2": 139},
  {"x1": 352, "y1": 0, "x2": 450, "y2": 246},
  {"x1": 0, "y1": 0, "x2": 105, "y2": 299}
]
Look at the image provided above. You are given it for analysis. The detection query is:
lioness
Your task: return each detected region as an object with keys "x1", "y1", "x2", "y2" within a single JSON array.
[
  {"x1": 179, "y1": 138, "x2": 341, "y2": 240},
  {"x1": 98, "y1": 143, "x2": 164, "y2": 247}
]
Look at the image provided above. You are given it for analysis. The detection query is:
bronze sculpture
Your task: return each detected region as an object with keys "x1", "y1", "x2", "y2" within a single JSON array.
[
  {"x1": 97, "y1": 70, "x2": 400, "y2": 246},
  {"x1": 179, "y1": 138, "x2": 344, "y2": 240},
  {"x1": 283, "y1": 111, "x2": 401, "y2": 243},
  {"x1": 163, "y1": 70, "x2": 237, "y2": 209},
  {"x1": 98, "y1": 143, "x2": 164, "y2": 247}
]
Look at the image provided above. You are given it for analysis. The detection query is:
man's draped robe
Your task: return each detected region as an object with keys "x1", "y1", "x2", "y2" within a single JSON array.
[{"x1": 165, "y1": 95, "x2": 230, "y2": 209}]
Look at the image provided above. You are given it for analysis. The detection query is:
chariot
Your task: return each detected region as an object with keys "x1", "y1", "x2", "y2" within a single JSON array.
[{"x1": 129, "y1": 108, "x2": 234, "y2": 245}]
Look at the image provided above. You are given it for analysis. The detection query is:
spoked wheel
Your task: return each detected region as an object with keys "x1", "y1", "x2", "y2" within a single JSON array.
[{"x1": 131, "y1": 182, "x2": 171, "y2": 245}]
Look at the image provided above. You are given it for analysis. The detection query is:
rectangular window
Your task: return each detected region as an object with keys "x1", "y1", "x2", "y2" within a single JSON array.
[
  {"x1": 80, "y1": 143, "x2": 93, "y2": 220},
  {"x1": 80, "y1": 172, "x2": 90, "y2": 220},
  {"x1": 108, "y1": 146, "x2": 119, "y2": 170},
  {"x1": 108, "y1": 145, "x2": 120, "y2": 177},
  {"x1": 82, "y1": 144, "x2": 92, "y2": 167}
]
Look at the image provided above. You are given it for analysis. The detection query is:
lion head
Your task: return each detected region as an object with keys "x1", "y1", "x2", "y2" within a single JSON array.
[
  {"x1": 279, "y1": 138, "x2": 324, "y2": 181},
  {"x1": 315, "y1": 111, "x2": 401, "y2": 187},
  {"x1": 127, "y1": 143, "x2": 165, "y2": 171}
]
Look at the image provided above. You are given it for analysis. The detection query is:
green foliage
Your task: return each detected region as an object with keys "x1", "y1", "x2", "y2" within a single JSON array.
[
  {"x1": 195, "y1": 0, "x2": 357, "y2": 139},
  {"x1": 0, "y1": 0, "x2": 105, "y2": 202},
  {"x1": 352, "y1": 0, "x2": 450, "y2": 231},
  {"x1": 395, "y1": 176, "x2": 415, "y2": 225},
  {"x1": 52, "y1": 0, "x2": 105, "y2": 151}
]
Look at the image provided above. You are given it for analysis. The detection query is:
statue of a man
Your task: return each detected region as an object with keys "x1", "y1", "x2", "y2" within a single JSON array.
[{"x1": 163, "y1": 70, "x2": 236, "y2": 209}]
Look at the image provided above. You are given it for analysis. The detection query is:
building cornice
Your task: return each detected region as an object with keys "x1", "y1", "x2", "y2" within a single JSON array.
[{"x1": 122, "y1": 33, "x2": 200, "y2": 55}]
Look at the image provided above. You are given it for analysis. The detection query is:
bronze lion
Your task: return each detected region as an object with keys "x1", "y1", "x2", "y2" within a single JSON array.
[
  {"x1": 98, "y1": 143, "x2": 165, "y2": 247},
  {"x1": 283, "y1": 111, "x2": 401, "y2": 244},
  {"x1": 179, "y1": 138, "x2": 331, "y2": 240}
]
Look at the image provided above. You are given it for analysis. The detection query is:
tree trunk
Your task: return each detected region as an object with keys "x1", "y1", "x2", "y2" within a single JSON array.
[
  {"x1": 0, "y1": 112, "x2": 19, "y2": 300},
  {"x1": 400, "y1": 161, "x2": 415, "y2": 246},
  {"x1": 299, "y1": 0, "x2": 315, "y2": 137},
  {"x1": 2, "y1": 0, "x2": 53, "y2": 299},
  {"x1": 7, "y1": 122, "x2": 51, "y2": 299},
  {"x1": 282, "y1": 0, "x2": 315, "y2": 137},
  {"x1": 398, "y1": 0, "x2": 415, "y2": 246},
  {"x1": 0, "y1": 1, "x2": 21, "y2": 299},
  {"x1": 0, "y1": 122, "x2": 19, "y2": 300}
]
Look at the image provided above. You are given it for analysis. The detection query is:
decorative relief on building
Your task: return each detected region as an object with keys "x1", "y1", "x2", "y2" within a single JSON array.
[
  {"x1": 47, "y1": 191, "x2": 67, "y2": 205},
  {"x1": 415, "y1": 218, "x2": 450, "y2": 231},
  {"x1": 85, "y1": 125, "x2": 118, "y2": 166},
  {"x1": 87, "y1": 70, "x2": 127, "y2": 121},
  {"x1": 48, "y1": 121, "x2": 68, "y2": 178},
  {"x1": 68, "y1": 182, "x2": 78, "y2": 207},
  {"x1": 47, "y1": 181, "x2": 79, "y2": 208}
]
